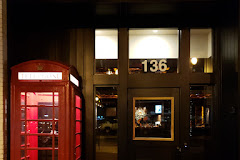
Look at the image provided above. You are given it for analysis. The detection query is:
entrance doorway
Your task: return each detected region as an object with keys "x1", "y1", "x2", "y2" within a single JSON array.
[
  {"x1": 128, "y1": 88, "x2": 179, "y2": 160},
  {"x1": 127, "y1": 86, "x2": 213, "y2": 160}
]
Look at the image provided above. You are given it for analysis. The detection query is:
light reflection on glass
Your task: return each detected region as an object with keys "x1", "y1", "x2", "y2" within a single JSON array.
[
  {"x1": 134, "y1": 98, "x2": 173, "y2": 140},
  {"x1": 95, "y1": 87, "x2": 118, "y2": 160}
]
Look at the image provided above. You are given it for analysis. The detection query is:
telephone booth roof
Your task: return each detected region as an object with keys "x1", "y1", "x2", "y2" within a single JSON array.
[{"x1": 11, "y1": 60, "x2": 81, "y2": 88}]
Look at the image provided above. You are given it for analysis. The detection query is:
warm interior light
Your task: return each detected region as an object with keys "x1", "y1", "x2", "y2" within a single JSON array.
[
  {"x1": 95, "y1": 30, "x2": 118, "y2": 59},
  {"x1": 129, "y1": 34, "x2": 179, "y2": 59},
  {"x1": 95, "y1": 96, "x2": 99, "y2": 102},
  {"x1": 114, "y1": 68, "x2": 118, "y2": 75},
  {"x1": 153, "y1": 30, "x2": 158, "y2": 33},
  {"x1": 95, "y1": 30, "x2": 102, "y2": 34},
  {"x1": 191, "y1": 57, "x2": 198, "y2": 65},
  {"x1": 106, "y1": 69, "x2": 113, "y2": 75}
]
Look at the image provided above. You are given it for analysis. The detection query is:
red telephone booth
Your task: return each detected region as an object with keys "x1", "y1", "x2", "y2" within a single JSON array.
[{"x1": 10, "y1": 60, "x2": 83, "y2": 160}]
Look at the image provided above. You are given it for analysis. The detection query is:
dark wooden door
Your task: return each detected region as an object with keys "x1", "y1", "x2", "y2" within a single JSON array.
[{"x1": 128, "y1": 88, "x2": 180, "y2": 160}]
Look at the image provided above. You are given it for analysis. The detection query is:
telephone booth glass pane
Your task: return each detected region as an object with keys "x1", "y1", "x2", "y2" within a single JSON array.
[
  {"x1": 76, "y1": 96, "x2": 80, "y2": 108},
  {"x1": 54, "y1": 93, "x2": 59, "y2": 106},
  {"x1": 27, "y1": 135, "x2": 53, "y2": 148},
  {"x1": 54, "y1": 150, "x2": 58, "y2": 160},
  {"x1": 76, "y1": 122, "x2": 81, "y2": 133},
  {"x1": 21, "y1": 121, "x2": 25, "y2": 133},
  {"x1": 54, "y1": 122, "x2": 59, "y2": 134},
  {"x1": 54, "y1": 107, "x2": 59, "y2": 120},
  {"x1": 75, "y1": 95, "x2": 82, "y2": 159},
  {"x1": 55, "y1": 136, "x2": 58, "y2": 147},
  {"x1": 21, "y1": 92, "x2": 59, "y2": 160},
  {"x1": 27, "y1": 92, "x2": 53, "y2": 106},
  {"x1": 26, "y1": 107, "x2": 53, "y2": 120},
  {"x1": 76, "y1": 147, "x2": 81, "y2": 159},
  {"x1": 21, "y1": 107, "x2": 25, "y2": 120},
  {"x1": 38, "y1": 150, "x2": 53, "y2": 160},
  {"x1": 21, "y1": 136, "x2": 25, "y2": 146},
  {"x1": 76, "y1": 109, "x2": 80, "y2": 121},
  {"x1": 26, "y1": 121, "x2": 53, "y2": 134},
  {"x1": 21, "y1": 150, "x2": 25, "y2": 158},
  {"x1": 21, "y1": 92, "x2": 25, "y2": 105},
  {"x1": 76, "y1": 134, "x2": 80, "y2": 146}
]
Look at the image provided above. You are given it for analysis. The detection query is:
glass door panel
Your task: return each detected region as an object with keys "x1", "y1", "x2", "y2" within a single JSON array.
[
  {"x1": 133, "y1": 97, "x2": 174, "y2": 141},
  {"x1": 189, "y1": 85, "x2": 213, "y2": 160},
  {"x1": 95, "y1": 87, "x2": 118, "y2": 160}
]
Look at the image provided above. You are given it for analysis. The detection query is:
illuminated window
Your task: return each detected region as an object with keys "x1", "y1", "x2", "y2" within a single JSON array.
[
  {"x1": 190, "y1": 85, "x2": 212, "y2": 136},
  {"x1": 95, "y1": 29, "x2": 118, "y2": 75},
  {"x1": 129, "y1": 29, "x2": 179, "y2": 74},
  {"x1": 133, "y1": 97, "x2": 174, "y2": 141},
  {"x1": 190, "y1": 29, "x2": 213, "y2": 73}
]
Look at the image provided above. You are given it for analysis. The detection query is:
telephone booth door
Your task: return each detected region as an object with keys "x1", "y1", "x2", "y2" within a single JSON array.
[
  {"x1": 17, "y1": 87, "x2": 64, "y2": 160},
  {"x1": 10, "y1": 60, "x2": 83, "y2": 160}
]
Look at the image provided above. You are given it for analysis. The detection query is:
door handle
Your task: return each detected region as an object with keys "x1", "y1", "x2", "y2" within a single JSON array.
[
  {"x1": 176, "y1": 146, "x2": 182, "y2": 152},
  {"x1": 183, "y1": 142, "x2": 188, "y2": 149},
  {"x1": 176, "y1": 146, "x2": 182, "y2": 160}
]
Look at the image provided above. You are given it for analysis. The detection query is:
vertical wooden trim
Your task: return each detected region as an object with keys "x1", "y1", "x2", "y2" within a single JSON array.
[
  {"x1": 76, "y1": 29, "x2": 84, "y2": 79},
  {"x1": 212, "y1": 28, "x2": 221, "y2": 159},
  {"x1": 64, "y1": 83, "x2": 70, "y2": 160},
  {"x1": 238, "y1": 2, "x2": 240, "y2": 159},
  {"x1": 118, "y1": 28, "x2": 128, "y2": 160},
  {"x1": 10, "y1": 85, "x2": 15, "y2": 160},
  {"x1": 2, "y1": 0, "x2": 7, "y2": 158},
  {"x1": 179, "y1": 29, "x2": 190, "y2": 75},
  {"x1": 179, "y1": 29, "x2": 190, "y2": 150},
  {"x1": 83, "y1": 28, "x2": 94, "y2": 160},
  {"x1": 132, "y1": 98, "x2": 136, "y2": 140},
  {"x1": 70, "y1": 29, "x2": 77, "y2": 67},
  {"x1": 52, "y1": 91, "x2": 55, "y2": 160}
]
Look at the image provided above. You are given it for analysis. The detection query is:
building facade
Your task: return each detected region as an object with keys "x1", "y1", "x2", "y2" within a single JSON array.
[{"x1": 6, "y1": 0, "x2": 240, "y2": 160}]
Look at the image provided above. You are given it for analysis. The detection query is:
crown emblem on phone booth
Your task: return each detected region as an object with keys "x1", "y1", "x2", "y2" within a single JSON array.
[{"x1": 37, "y1": 65, "x2": 43, "y2": 71}]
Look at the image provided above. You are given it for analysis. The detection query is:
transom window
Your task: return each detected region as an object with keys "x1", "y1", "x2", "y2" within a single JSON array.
[{"x1": 129, "y1": 29, "x2": 179, "y2": 74}]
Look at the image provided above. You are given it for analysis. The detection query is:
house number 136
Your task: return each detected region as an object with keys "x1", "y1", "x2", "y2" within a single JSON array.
[{"x1": 141, "y1": 60, "x2": 168, "y2": 72}]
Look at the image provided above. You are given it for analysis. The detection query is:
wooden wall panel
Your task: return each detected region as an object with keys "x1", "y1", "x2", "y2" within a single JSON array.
[{"x1": 216, "y1": 0, "x2": 239, "y2": 159}]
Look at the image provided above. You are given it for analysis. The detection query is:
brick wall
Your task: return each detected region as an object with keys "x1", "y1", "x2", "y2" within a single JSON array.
[
  {"x1": 0, "y1": 0, "x2": 7, "y2": 159},
  {"x1": 0, "y1": 0, "x2": 3, "y2": 158}
]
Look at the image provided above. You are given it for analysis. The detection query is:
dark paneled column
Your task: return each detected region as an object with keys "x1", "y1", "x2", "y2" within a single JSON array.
[
  {"x1": 217, "y1": 0, "x2": 239, "y2": 159},
  {"x1": 83, "y1": 28, "x2": 94, "y2": 160},
  {"x1": 178, "y1": 29, "x2": 190, "y2": 159},
  {"x1": 118, "y1": 28, "x2": 128, "y2": 160}
]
